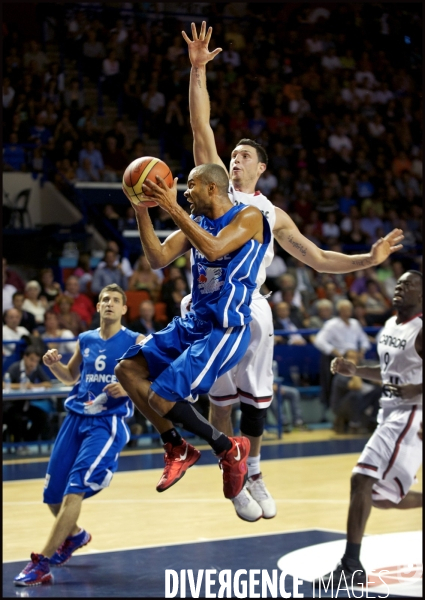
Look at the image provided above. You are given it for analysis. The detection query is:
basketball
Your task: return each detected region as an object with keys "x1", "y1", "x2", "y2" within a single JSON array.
[{"x1": 122, "y1": 156, "x2": 173, "y2": 208}]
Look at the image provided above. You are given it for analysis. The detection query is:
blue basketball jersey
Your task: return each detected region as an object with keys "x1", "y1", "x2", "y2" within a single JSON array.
[
  {"x1": 64, "y1": 327, "x2": 139, "y2": 418},
  {"x1": 191, "y1": 204, "x2": 271, "y2": 327}
]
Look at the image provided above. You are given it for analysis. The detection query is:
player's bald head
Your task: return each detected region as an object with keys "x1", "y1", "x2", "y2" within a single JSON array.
[{"x1": 189, "y1": 164, "x2": 229, "y2": 196}]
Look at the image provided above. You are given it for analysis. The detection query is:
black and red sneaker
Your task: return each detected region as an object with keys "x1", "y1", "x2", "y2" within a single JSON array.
[
  {"x1": 218, "y1": 436, "x2": 250, "y2": 499},
  {"x1": 156, "y1": 440, "x2": 201, "y2": 492}
]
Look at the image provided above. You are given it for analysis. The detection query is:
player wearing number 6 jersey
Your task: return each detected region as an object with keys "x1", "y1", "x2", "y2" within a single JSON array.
[
  {"x1": 315, "y1": 270, "x2": 422, "y2": 589},
  {"x1": 14, "y1": 284, "x2": 143, "y2": 587}
]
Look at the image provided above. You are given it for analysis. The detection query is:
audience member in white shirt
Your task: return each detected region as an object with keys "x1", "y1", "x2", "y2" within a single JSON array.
[
  {"x1": 3, "y1": 308, "x2": 30, "y2": 357},
  {"x1": 313, "y1": 299, "x2": 371, "y2": 409}
]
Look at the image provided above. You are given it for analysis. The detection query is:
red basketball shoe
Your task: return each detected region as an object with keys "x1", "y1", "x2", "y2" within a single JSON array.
[
  {"x1": 156, "y1": 440, "x2": 201, "y2": 492},
  {"x1": 218, "y1": 436, "x2": 250, "y2": 499}
]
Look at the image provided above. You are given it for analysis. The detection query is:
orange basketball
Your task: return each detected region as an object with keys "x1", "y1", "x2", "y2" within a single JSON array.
[{"x1": 122, "y1": 156, "x2": 173, "y2": 208}]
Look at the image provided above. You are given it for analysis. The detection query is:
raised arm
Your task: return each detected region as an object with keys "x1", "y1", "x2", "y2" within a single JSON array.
[
  {"x1": 142, "y1": 176, "x2": 264, "y2": 262},
  {"x1": 43, "y1": 343, "x2": 82, "y2": 385},
  {"x1": 122, "y1": 186, "x2": 190, "y2": 270},
  {"x1": 182, "y1": 22, "x2": 227, "y2": 172},
  {"x1": 273, "y1": 207, "x2": 404, "y2": 273}
]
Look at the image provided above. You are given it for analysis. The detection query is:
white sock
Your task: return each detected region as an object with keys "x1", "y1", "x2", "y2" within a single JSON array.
[{"x1": 247, "y1": 454, "x2": 261, "y2": 478}]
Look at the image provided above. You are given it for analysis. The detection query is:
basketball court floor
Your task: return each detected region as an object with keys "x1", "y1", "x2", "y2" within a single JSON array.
[{"x1": 3, "y1": 430, "x2": 422, "y2": 597}]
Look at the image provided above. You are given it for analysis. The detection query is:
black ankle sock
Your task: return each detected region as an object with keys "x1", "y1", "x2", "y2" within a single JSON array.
[
  {"x1": 161, "y1": 428, "x2": 183, "y2": 447},
  {"x1": 164, "y1": 402, "x2": 232, "y2": 454},
  {"x1": 343, "y1": 542, "x2": 361, "y2": 562}
]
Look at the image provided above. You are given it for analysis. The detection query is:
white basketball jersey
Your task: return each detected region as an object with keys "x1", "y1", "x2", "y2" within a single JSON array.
[
  {"x1": 377, "y1": 314, "x2": 422, "y2": 408},
  {"x1": 228, "y1": 185, "x2": 276, "y2": 292}
]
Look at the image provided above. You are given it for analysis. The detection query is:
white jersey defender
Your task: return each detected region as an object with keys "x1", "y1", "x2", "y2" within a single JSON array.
[{"x1": 353, "y1": 314, "x2": 422, "y2": 504}]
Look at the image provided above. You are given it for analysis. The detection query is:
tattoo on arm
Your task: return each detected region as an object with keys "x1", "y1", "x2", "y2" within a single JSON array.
[
  {"x1": 194, "y1": 67, "x2": 201, "y2": 89},
  {"x1": 287, "y1": 234, "x2": 307, "y2": 257},
  {"x1": 351, "y1": 257, "x2": 372, "y2": 266}
]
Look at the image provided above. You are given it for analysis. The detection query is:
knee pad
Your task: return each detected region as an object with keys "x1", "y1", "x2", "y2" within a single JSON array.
[{"x1": 240, "y1": 402, "x2": 267, "y2": 437}]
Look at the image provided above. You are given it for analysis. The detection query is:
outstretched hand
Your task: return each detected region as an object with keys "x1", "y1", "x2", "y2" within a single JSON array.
[
  {"x1": 142, "y1": 175, "x2": 179, "y2": 213},
  {"x1": 370, "y1": 228, "x2": 404, "y2": 265},
  {"x1": 182, "y1": 21, "x2": 222, "y2": 67}
]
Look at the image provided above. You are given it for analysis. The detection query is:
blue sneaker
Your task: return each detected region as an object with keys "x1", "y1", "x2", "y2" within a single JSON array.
[
  {"x1": 14, "y1": 553, "x2": 53, "y2": 586},
  {"x1": 49, "y1": 529, "x2": 92, "y2": 566}
]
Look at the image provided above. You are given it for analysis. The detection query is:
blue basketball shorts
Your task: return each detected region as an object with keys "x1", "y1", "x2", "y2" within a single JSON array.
[
  {"x1": 119, "y1": 314, "x2": 250, "y2": 403},
  {"x1": 43, "y1": 411, "x2": 130, "y2": 505}
]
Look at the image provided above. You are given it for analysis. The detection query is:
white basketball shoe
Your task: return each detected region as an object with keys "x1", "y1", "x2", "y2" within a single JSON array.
[{"x1": 246, "y1": 473, "x2": 277, "y2": 519}]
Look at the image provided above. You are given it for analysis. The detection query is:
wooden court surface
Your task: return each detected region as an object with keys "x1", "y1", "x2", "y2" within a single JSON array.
[{"x1": 3, "y1": 431, "x2": 422, "y2": 562}]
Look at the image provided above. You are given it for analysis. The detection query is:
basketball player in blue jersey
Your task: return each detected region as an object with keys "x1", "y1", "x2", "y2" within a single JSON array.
[
  {"x1": 117, "y1": 162, "x2": 271, "y2": 500},
  {"x1": 14, "y1": 284, "x2": 143, "y2": 587},
  {"x1": 172, "y1": 22, "x2": 405, "y2": 522},
  {"x1": 315, "y1": 270, "x2": 422, "y2": 589}
]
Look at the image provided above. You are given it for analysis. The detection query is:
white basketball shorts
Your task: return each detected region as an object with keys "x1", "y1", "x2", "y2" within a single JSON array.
[
  {"x1": 209, "y1": 294, "x2": 274, "y2": 409},
  {"x1": 352, "y1": 404, "x2": 422, "y2": 504}
]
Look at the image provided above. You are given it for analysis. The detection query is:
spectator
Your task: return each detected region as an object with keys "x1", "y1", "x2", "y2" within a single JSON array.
[
  {"x1": 41, "y1": 310, "x2": 77, "y2": 355},
  {"x1": 78, "y1": 140, "x2": 104, "y2": 181},
  {"x1": 127, "y1": 299, "x2": 162, "y2": 335},
  {"x1": 39, "y1": 268, "x2": 62, "y2": 305},
  {"x1": 102, "y1": 49, "x2": 121, "y2": 100},
  {"x1": 271, "y1": 273, "x2": 304, "y2": 312},
  {"x1": 91, "y1": 250, "x2": 128, "y2": 296},
  {"x1": 3, "y1": 258, "x2": 25, "y2": 292},
  {"x1": 141, "y1": 82, "x2": 165, "y2": 136},
  {"x1": 321, "y1": 48, "x2": 342, "y2": 71},
  {"x1": 165, "y1": 276, "x2": 190, "y2": 321},
  {"x1": 330, "y1": 349, "x2": 380, "y2": 433},
  {"x1": 29, "y1": 113, "x2": 52, "y2": 148},
  {"x1": 356, "y1": 172, "x2": 375, "y2": 200},
  {"x1": 256, "y1": 168, "x2": 278, "y2": 196},
  {"x1": 123, "y1": 70, "x2": 142, "y2": 120},
  {"x1": 73, "y1": 253, "x2": 94, "y2": 296},
  {"x1": 322, "y1": 213, "x2": 340, "y2": 242},
  {"x1": 63, "y1": 276, "x2": 95, "y2": 325},
  {"x1": 102, "y1": 136, "x2": 128, "y2": 182},
  {"x1": 97, "y1": 240, "x2": 133, "y2": 278},
  {"x1": 22, "y1": 280, "x2": 48, "y2": 326},
  {"x1": 104, "y1": 119, "x2": 128, "y2": 151},
  {"x1": 3, "y1": 308, "x2": 30, "y2": 357},
  {"x1": 222, "y1": 42, "x2": 241, "y2": 68},
  {"x1": 128, "y1": 254, "x2": 161, "y2": 299},
  {"x1": 76, "y1": 157, "x2": 100, "y2": 182},
  {"x1": 64, "y1": 78, "x2": 85, "y2": 116},
  {"x1": 82, "y1": 29, "x2": 106, "y2": 81},
  {"x1": 313, "y1": 299, "x2": 371, "y2": 410},
  {"x1": 307, "y1": 299, "x2": 333, "y2": 342},
  {"x1": 392, "y1": 151, "x2": 412, "y2": 178},
  {"x1": 23, "y1": 40, "x2": 48, "y2": 73},
  {"x1": 3, "y1": 133, "x2": 26, "y2": 171},
  {"x1": 328, "y1": 125, "x2": 353, "y2": 153},
  {"x1": 271, "y1": 383, "x2": 306, "y2": 432},
  {"x1": 3, "y1": 77, "x2": 15, "y2": 113},
  {"x1": 54, "y1": 294, "x2": 86, "y2": 336},
  {"x1": 3, "y1": 346, "x2": 51, "y2": 446},
  {"x1": 360, "y1": 207, "x2": 383, "y2": 243},
  {"x1": 11, "y1": 291, "x2": 37, "y2": 333},
  {"x1": 359, "y1": 279, "x2": 392, "y2": 326},
  {"x1": 342, "y1": 218, "x2": 368, "y2": 247},
  {"x1": 273, "y1": 302, "x2": 307, "y2": 346}
]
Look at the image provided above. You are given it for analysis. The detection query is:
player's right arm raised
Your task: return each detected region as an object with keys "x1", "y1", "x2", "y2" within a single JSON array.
[
  {"x1": 43, "y1": 342, "x2": 83, "y2": 385},
  {"x1": 122, "y1": 186, "x2": 191, "y2": 269},
  {"x1": 182, "y1": 22, "x2": 226, "y2": 171}
]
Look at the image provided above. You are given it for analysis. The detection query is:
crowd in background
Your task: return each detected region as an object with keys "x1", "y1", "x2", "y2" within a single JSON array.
[
  {"x1": 2, "y1": 3, "x2": 423, "y2": 439},
  {"x1": 3, "y1": 3, "x2": 422, "y2": 252}
]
